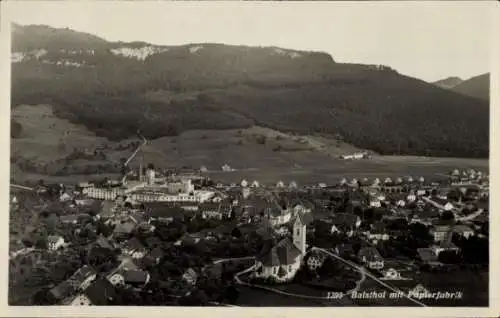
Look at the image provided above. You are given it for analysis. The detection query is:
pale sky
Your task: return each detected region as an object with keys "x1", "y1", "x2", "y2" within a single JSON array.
[{"x1": 2, "y1": 1, "x2": 496, "y2": 82}]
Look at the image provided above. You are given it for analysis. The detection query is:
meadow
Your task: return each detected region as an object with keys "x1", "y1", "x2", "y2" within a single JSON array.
[{"x1": 11, "y1": 104, "x2": 489, "y2": 186}]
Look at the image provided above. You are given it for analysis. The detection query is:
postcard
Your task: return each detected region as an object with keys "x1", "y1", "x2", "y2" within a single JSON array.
[{"x1": 1, "y1": 1, "x2": 498, "y2": 317}]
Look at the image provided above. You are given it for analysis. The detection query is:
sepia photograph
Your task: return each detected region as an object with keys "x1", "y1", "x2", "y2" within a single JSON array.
[{"x1": 1, "y1": 1, "x2": 498, "y2": 316}]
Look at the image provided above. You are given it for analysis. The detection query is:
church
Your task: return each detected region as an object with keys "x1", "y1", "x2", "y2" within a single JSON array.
[{"x1": 253, "y1": 213, "x2": 307, "y2": 283}]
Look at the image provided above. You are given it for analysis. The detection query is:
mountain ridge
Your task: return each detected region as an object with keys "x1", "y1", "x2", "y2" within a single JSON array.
[
  {"x1": 432, "y1": 76, "x2": 463, "y2": 89},
  {"x1": 451, "y1": 73, "x2": 490, "y2": 101},
  {"x1": 10, "y1": 24, "x2": 490, "y2": 158}
]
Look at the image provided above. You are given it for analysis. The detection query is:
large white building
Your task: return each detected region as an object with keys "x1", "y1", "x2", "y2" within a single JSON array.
[{"x1": 83, "y1": 170, "x2": 214, "y2": 203}]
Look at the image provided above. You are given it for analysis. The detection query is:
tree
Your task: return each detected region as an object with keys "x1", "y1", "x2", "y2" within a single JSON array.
[
  {"x1": 317, "y1": 257, "x2": 340, "y2": 278},
  {"x1": 255, "y1": 135, "x2": 267, "y2": 145},
  {"x1": 45, "y1": 213, "x2": 60, "y2": 234},
  {"x1": 224, "y1": 285, "x2": 239, "y2": 304},
  {"x1": 447, "y1": 189, "x2": 463, "y2": 202},
  {"x1": 231, "y1": 227, "x2": 242, "y2": 238},
  {"x1": 35, "y1": 235, "x2": 48, "y2": 249},
  {"x1": 11, "y1": 120, "x2": 22, "y2": 138},
  {"x1": 177, "y1": 288, "x2": 209, "y2": 306},
  {"x1": 441, "y1": 211, "x2": 455, "y2": 221},
  {"x1": 272, "y1": 144, "x2": 283, "y2": 152},
  {"x1": 187, "y1": 219, "x2": 199, "y2": 233},
  {"x1": 438, "y1": 250, "x2": 462, "y2": 264}
]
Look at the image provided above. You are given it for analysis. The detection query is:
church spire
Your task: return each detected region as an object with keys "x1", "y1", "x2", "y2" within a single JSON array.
[{"x1": 293, "y1": 214, "x2": 306, "y2": 256}]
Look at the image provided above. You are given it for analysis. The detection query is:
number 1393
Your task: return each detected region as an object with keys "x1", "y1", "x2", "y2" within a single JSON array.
[{"x1": 326, "y1": 292, "x2": 344, "y2": 299}]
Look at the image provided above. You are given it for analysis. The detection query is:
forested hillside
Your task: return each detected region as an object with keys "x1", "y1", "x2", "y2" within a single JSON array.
[{"x1": 11, "y1": 24, "x2": 490, "y2": 158}]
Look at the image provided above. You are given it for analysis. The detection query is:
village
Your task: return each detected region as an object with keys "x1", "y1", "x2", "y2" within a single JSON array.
[{"x1": 9, "y1": 165, "x2": 490, "y2": 306}]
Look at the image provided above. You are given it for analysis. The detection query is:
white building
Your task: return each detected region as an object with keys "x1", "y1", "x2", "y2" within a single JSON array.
[
  {"x1": 350, "y1": 178, "x2": 359, "y2": 187},
  {"x1": 381, "y1": 268, "x2": 403, "y2": 281},
  {"x1": 242, "y1": 187, "x2": 251, "y2": 199},
  {"x1": 59, "y1": 192, "x2": 72, "y2": 202},
  {"x1": 108, "y1": 273, "x2": 125, "y2": 287},
  {"x1": 251, "y1": 180, "x2": 260, "y2": 188},
  {"x1": 407, "y1": 193, "x2": 417, "y2": 202},
  {"x1": 306, "y1": 252, "x2": 325, "y2": 271},
  {"x1": 267, "y1": 204, "x2": 294, "y2": 228},
  {"x1": 70, "y1": 294, "x2": 93, "y2": 306},
  {"x1": 47, "y1": 235, "x2": 65, "y2": 251},
  {"x1": 182, "y1": 268, "x2": 198, "y2": 286},
  {"x1": 241, "y1": 179, "x2": 249, "y2": 188},
  {"x1": 276, "y1": 226, "x2": 289, "y2": 237},
  {"x1": 416, "y1": 189, "x2": 426, "y2": 196},
  {"x1": 370, "y1": 199, "x2": 382, "y2": 208},
  {"x1": 358, "y1": 247, "x2": 384, "y2": 270},
  {"x1": 127, "y1": 189, "x2": 214, "y2": 203},
  {"x1": 444, "y1": 203, "x2": 454, "y2": 211}
]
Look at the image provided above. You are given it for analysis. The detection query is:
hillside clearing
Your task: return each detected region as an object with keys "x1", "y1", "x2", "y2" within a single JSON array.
[{"x1": 10, "y1": 104, "x2": 488, "y2": 186}]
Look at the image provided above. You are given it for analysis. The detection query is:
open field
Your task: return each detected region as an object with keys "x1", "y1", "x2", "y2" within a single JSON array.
[
  {"x1": 203, "y1": 156, "x2": 488, "y2": 186},
  {"x1": 11, "y1": 104, "x2": 488, "y2": 186},
  {"x1": 11, "y1": 104, "x2": 111, "y2": 163}
]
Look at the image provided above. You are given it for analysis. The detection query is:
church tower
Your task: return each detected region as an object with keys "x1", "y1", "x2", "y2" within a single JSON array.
[{"x1": 293, "y1": 214, "x2": 306, "y2": 256}]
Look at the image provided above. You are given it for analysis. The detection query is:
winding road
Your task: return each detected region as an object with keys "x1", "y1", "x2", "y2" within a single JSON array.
[
  {"x1": 10, "y1": 184, "x2": 34, "y2": 191},
  {"x1": 121, "y1": 133, "x2": 148, "y2": 184},
  {"x1": 232, "y1": 251, "x2": 365, "y2": 304},
  {"x1": 230, "y1": 247, "x2": 426, "y2": 306},
  {"x1": 312, "y1": 247, "x2": 427, "y2": 307}
]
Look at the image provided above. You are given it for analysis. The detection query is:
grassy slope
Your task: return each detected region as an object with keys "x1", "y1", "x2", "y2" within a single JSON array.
[
  {"x1": 10, "y1": 104, "x2": 488, "y2": 186},
  {"x1": 11, "y1": 104, "x2": 110, "y2": 162}
]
